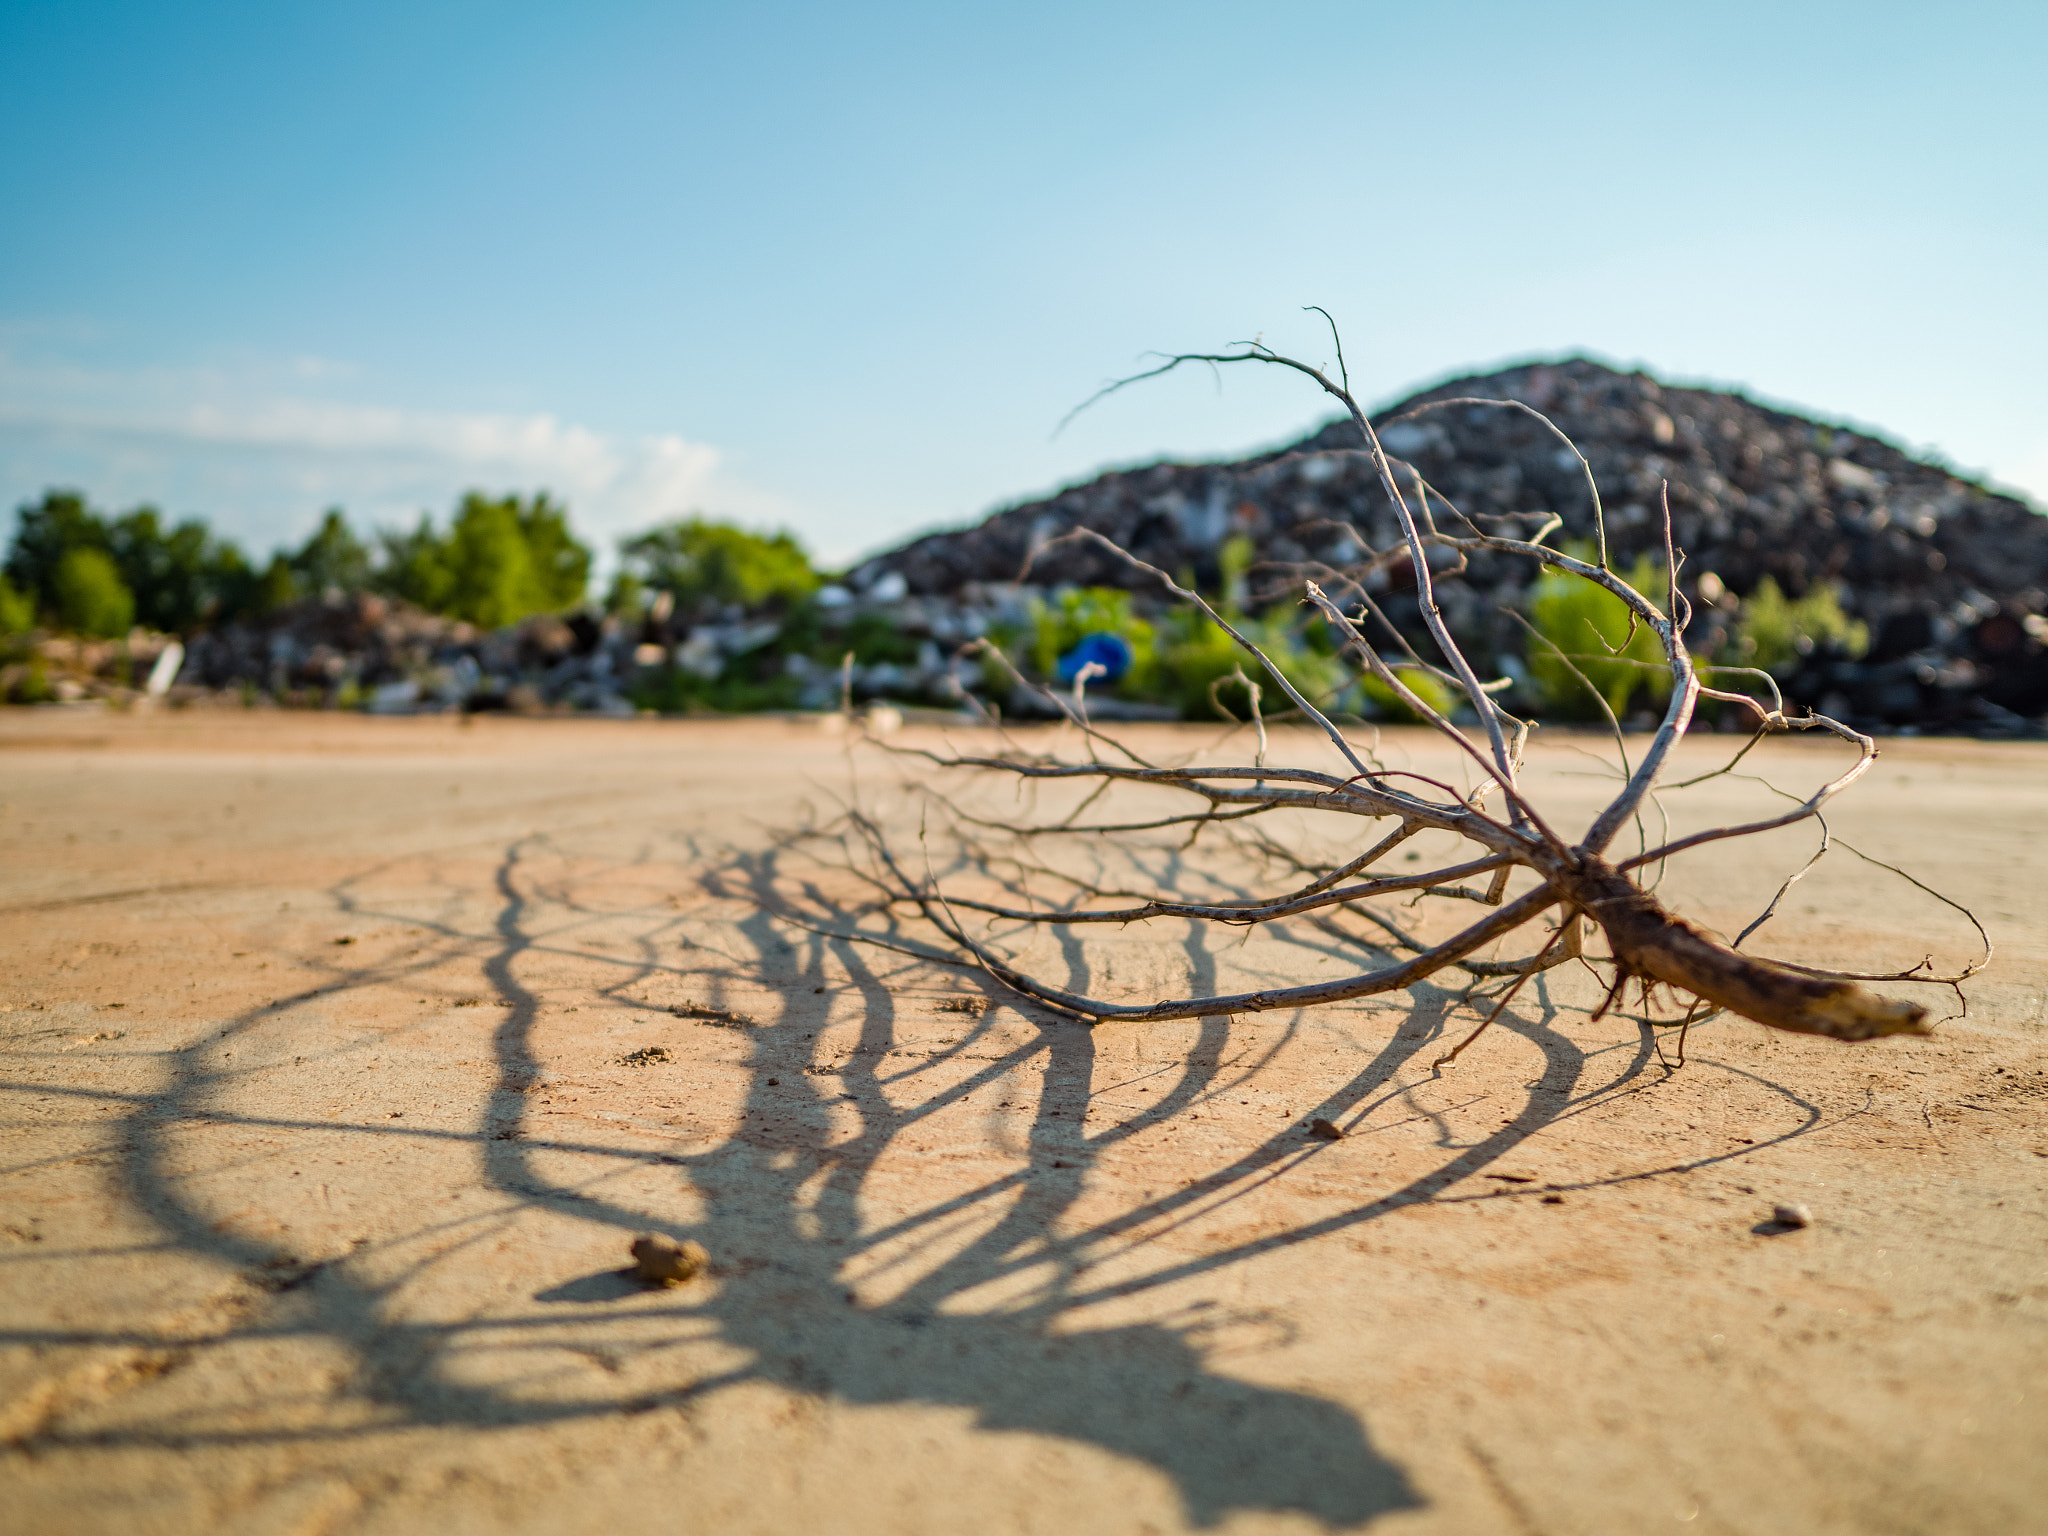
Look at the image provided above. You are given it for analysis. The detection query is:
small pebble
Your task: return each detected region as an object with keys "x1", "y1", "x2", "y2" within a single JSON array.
[
  {"x1": 630, "y1": 1233, "x2": 708, "y2": 1286},
  {"x1": 1309, "y1": 1118, "x2": 1344, "y2": 1141},
  {"x1": 1772, "y1": 1203, "x2": 1813, "y2": 1229}
]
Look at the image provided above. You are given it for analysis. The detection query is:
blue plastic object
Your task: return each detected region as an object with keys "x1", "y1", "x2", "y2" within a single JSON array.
[{"x1": 1055, "y1": 632, "x2": 1134, "y2": 686}]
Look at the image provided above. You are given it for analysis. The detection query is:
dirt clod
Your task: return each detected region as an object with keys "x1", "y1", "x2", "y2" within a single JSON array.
[
  {"x1": 629, "y1": 1233, "x2": 708, "y2": 1286},
  {"x1": 1309, "y1": 1118, "x2": 1344, "y2": 1141},
  {"x1": 1772, "y1": 1203, "x2": 1814, "y2": 1229},
  {"x1": 618, "y1": 1046, "x2": 673, "y2": 1067}
]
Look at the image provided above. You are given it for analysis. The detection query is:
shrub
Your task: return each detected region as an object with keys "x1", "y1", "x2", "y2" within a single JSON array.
[
  {"x1": 1359, "y1": 664, "x2": 1462, "y2": 723},
  {"x1": 1157, "y1": 606, "x2": 1345, "y2": 719},
  {"x1": 1028, "y1": 587, "x2": 1157, "y2": 694},
  {"x1": 0, "y1": 574, "x2": 32, "y2": 635},
  {"x1": 1733, "y1": 576, "x2": 1869, "y2": 674},
  {"x1": 1524, "y1": 548, "x2": 1671, "y2": 719}
]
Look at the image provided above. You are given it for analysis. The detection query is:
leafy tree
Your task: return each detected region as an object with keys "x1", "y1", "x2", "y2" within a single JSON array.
[
  {"x1": 440, "y1": 493, "x2": 590, "y2": 628},
  {"x1": 6, "y1": 491, "x2": 256, "y2": 633},
  {"x1": 377, "y1": 493, "x2": 591, "y2": 628},
  {"x1": 53, "y1": 547, "x2": 135, "y2": 637},
  {"x1": 375, "y1": 516, "x2": 455, "y2": 613},
  {"x1": 289, "y1": 509, "x2": 373, "y2": 596},
  {"x1": 256, "y1": 555, "x2": 300, "y2": 613},
  {"x1": 619, "y1": 518, "x2": 819, "y2": 617},
  {"x1": 6, "y1": 490, "x2": 108, "y2": 620},
  {"x1": 105, "y1": 506, "x2": 256, "y2": 631}
]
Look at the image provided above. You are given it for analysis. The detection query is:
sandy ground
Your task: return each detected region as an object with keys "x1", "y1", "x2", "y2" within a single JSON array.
[{"x1": 1, "y1": 708, "x2": 2044, "y2": 1536}]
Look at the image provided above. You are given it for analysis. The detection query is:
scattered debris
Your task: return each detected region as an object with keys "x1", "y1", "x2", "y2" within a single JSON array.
[
  {"x1": 1309, "y1": 1117, "x2": 1345, "y2": 1141},
  {"x1": 936, "y1": 997, "x2": 986, "y2": 1015},
  {"x1": 629, "y1": 1232, "x2": 708, "y2": 1287},
  {"x1": 671, "y1": 1001, "x2": 755, "y2": 1027},
  {"x1": 618, "y1": 1046, "x2": 673, "y2": 1067},
  {"x1": 1772, "y1": 1203, "x2": 1815, "y2": 1229}
]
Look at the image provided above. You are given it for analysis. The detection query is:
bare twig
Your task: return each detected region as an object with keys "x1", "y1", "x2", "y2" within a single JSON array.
[{"x1": 789, "y1": 327, "x2": 1977, "y2": 1068}]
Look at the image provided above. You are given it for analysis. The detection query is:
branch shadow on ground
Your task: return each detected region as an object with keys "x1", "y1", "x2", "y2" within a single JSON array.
[{"x1": 0, "y1": 815, "x2": 1828, "y2": 1530}]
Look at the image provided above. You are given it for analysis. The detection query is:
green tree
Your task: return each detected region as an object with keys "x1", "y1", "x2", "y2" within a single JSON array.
[
  {"x1": 6, "y1": 490, "x2": 109, "y2": 621},
  {"x1": 53, "y1": 547, "x2": 135, "y2": 637},
  {"x1": 288, "y1": 509, "x2": 373, "y2": 596},
  {"x1": 105, "y1": 507, "x2": 257, "y2": 631},
  {"x1": 376, "y1": 493, "x2": 591, "y2": 628},
  {"x1": 375, "y1": 516, "x2": 455, "y2": 613},
  {"x1": 619, "y1": 518, "x2": 818, "y2": 616}
]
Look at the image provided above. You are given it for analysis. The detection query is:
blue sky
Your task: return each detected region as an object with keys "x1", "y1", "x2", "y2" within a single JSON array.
[{"x1": 2, "y1": 0, "x2": 2043, "y2": 571}]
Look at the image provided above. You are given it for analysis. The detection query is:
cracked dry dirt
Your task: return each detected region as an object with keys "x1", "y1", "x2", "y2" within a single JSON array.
[{"x1": 1, "y1": 711, "x2": 2044, "y2": 1536}]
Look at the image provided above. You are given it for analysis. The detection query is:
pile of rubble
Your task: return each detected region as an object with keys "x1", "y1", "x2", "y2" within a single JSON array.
[
  {"x1": 855, "y1": 357, "x2": 2048, "y2": 733},
  {"x1": 3, "y1": 585, "x2": 1005, "y2": 716}
]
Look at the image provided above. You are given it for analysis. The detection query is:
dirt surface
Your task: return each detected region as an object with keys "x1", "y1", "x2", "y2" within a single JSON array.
[{"x1": 2, "y1": 709, "x2": 2044, "y2": 1535}]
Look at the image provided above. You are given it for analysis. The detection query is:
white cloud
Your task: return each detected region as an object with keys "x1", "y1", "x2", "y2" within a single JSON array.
[{"x1": 0, "y1": 348, "x2": 732, "y2": 568}]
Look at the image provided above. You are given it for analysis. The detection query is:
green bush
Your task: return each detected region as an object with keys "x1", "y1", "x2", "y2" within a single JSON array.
[
  {"x1": 53, "y1": 547, "x2": 135, "y2": 637},
  {"x1": 1156, "y1": 606, "x2": 1346, "y2": 720},
  {"x1": 618, "y1": 518, "x2": 819, "y2": 617},
  {"x1": 628, "y1": 664, "x2": 801, "y2": 715},
  {"x1": 1359, "y1": 664, "x2": 1462, "y2": 723},
  {"x1": 1524, "y1": 549, "x2": 1670, "y2": 720},
  {"x1": 1732, "y1": 576, "x2": 1868, "y2": 674},
  {"x1": 1028, "y1": 587, "x2": 1157, "y2": 693}
]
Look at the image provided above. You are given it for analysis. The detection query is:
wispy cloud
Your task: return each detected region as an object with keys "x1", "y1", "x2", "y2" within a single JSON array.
[{"x1": 0, "y1": 348, "x2": 736, "y2": 563}]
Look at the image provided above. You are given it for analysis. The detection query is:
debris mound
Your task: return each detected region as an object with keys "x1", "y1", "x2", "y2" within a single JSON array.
[{"x1": 855, "y1": 357, "x2": 2048, "y2": 732}]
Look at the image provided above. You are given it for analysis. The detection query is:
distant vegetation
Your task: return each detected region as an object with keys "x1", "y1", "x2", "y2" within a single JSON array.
[
  {"x1": 3, "y1": 484, "x2": 1877, "y2": 723},
  {"x1": 2, "y1": 488, "x2": 600, "y2": 637},
  {"x1": 614, "y1": 518, "x2": 820, "y2": 618}
]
